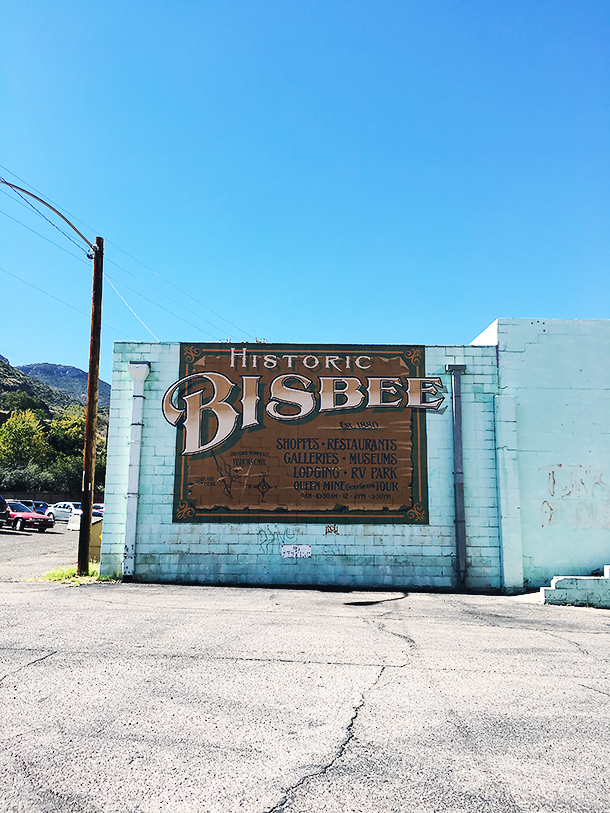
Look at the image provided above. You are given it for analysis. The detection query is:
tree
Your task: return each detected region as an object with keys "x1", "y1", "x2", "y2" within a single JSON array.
[
  {"x1": 0, "y1": 402, "x2": 107, "y2": 495},
  {"x1": 1, "y1": 391, "x2": 50, "y2": 420},
  {"x1": 0, "y1": 409, "x2": 51, "y2": 468},
  {"x1": 48, "y1": 455, "x2": 84, "y2": 492},
  {"x1": 47, "y1": 407, "x2": 86, "y2": 457}
]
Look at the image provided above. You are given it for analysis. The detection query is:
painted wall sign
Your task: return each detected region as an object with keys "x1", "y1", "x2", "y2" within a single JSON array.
[{"x1": 162, "y1": 344, "x2": 443, "y2": 524}]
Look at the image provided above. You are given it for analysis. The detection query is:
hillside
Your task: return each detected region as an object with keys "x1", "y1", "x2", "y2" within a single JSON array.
[
  {"x1": 18, "y1": 363, "x2": 111, "y2": 408},
  {"x1": 0, "y1": 359, "x2": 77, "y2": 413}
]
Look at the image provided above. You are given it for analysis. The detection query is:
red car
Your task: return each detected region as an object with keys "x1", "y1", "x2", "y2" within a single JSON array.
[{"x1": 6, "y1": 501, "x2": 55, "y2": 532}]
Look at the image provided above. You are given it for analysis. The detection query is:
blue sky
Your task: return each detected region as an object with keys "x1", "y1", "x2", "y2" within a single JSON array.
[{"x1": 1, "y1": 0, "x2": 608, "y2": 382}]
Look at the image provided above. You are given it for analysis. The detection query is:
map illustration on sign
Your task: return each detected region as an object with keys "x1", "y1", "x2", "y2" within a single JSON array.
[{"x1": 162, "y1": 344, "x2": 444, "y2": 524}]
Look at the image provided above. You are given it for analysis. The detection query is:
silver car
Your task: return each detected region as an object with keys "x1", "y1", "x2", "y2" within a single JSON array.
[{"x1": 46, "y1": 501, "x2": 83, "y2": 522}]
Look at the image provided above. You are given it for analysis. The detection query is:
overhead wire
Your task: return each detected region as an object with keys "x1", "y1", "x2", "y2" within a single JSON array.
[
  {"x1": 0, "y1": 264, "x2": 132, "y2": 339},
  {"x1": 0, "y1": 204, "x2": 228, "y2": 341},
  {"x1": 103, "y1": 272, "x2": 222, "y2": 340},
  {"x1": 103, "y1": 275, "x2": 160, "y2": 341},
  {"x1": 104, "y1": 255, "x2": 233, "y2": 336},
  {"x1": 0, "y1": 176, "x2": 90, "y2": 255},
  {"x1": 0, "y1": 205, "x2": 91, "y2": 266},
  {"x1": 0, "y1": 343, "x2": 28, "y2": 364},
  {"x1": 0, "y1": 204, "x2": 170, "y2": 342},
  {"x1": 1, "y1": 180, "x2": 169, "y2": 346},
  {"x1": 103, "y1": 243, "x2": 256, "y2": 339},
  {"x1": 0, "y1": 162, "x2": 257, "y2": 339},
  {"x1": 2, "y1": 189, "x2": 230, "y2": 337}
]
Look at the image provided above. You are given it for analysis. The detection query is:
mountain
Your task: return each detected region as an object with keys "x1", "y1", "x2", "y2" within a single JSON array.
[
  {"x1": 17, "y1": 363, "x2": 111, "y2": 408},
  {"x1": 0, "y1": 359, "x2": 77, "y2": 414}
]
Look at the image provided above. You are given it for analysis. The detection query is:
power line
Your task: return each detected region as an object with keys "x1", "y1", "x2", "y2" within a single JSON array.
[
  {"x1": 0, "y1": 264, "x2": 132, "y2": 339},
  {"x1": 0, "y1": 205, "x2": 229, "y2": 340},
  {"x1": 104, "y1": 246, "x2": 257, "y2": 339},
  {"x1": 0, "y1": 176, "x2": 90, "y2": 255},
  {"x1": 104, "y1": 275, "x2": 160, "y2": 341},
  {"x1": 0, "y1": 343, "x2": 28, "y2": 364},
  {"x1": 2, "y1": 196, "x2": 232, "y2": 338},
  {"x1": 0, "y1": 162, "x2": 257, "y2": 339},
  {"x1": 104, "y1": 255, "x2": 235, "y2": 336},
  {"x1": 0, "y1": 206, "x2": 90, "y2": 266},
  {"x1": 104, "y1": 272, "x2": 224, "y2": 340}
]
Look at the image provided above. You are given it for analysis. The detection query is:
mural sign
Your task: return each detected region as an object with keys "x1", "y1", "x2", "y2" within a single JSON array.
[{"x1": 162, "y1": 344, "x2": 444, "y2": 524}]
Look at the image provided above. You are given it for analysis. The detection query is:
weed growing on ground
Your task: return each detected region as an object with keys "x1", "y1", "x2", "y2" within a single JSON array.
[{"x1": 35, "y1": 563, "x2": 118, "y2": 584}]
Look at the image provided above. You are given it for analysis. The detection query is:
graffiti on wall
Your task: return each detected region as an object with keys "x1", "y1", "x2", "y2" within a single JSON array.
[
  {"x1": 540, "y1": 464, "x2": 610, "y2": 529},
  {"x1": 257, "y1": 526, "x2": 299, "y2": 554}
]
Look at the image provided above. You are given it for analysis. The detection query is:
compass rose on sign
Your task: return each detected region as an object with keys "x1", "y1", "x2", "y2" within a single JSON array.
[{"x1": 248, "y1": 472, "x2": 276, "y2": 503}]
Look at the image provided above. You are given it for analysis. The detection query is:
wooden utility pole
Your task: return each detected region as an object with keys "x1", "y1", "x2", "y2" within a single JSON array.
[
  {"x1": 0, "y1": 179, "x2": 104, "y2": 577},
  {"x1": 77, "y1": 237, "x2": 104, "y2": 575}
]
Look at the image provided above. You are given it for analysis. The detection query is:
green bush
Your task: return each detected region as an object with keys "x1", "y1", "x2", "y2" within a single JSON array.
[
  {"x1": 1, "y1": 391, "x2": 50, "y2": 419},
  {"x1": 0, "y1": 462, "x2": 55, "y2": 491}
]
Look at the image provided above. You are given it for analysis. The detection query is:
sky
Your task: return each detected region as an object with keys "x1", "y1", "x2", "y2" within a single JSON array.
[{"x1": 1, "y1": 0, "x2": 608, "y2": 383}]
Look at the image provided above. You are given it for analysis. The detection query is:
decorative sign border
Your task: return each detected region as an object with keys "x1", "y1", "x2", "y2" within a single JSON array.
[{"x1": 164, "y1": 343, "x2": 439, "y2": 524}]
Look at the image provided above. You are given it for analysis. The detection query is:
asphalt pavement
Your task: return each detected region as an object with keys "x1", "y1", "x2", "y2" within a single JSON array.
[
  {"x1": 1, "y1": 526, "x2": 609, "y2": 812},
  {"x1": 0, "y1": 518, "x2": 79, "y2": 581}
]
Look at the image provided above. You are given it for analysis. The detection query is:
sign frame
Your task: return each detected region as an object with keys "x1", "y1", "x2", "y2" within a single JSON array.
[{"x1": 165, "y1": 343, "x2": 437, "y2": 525}]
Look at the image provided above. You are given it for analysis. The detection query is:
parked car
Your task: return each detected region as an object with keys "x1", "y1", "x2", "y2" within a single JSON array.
[
  {"x1": 45, "y1": 502, "x2": 83, "y2": 522},
  {"x1": 92, "y1": 503, "x2": 104, "y2": 515},
  {"x1": 19, "y1": 500, "x2": 49, "y2": 515},
  {"x1": 6, "y1": 501, "x2": 55, "y2": 532},
  {"x1": 0, "y1": 494, "x2": 8, "y2": 529}
]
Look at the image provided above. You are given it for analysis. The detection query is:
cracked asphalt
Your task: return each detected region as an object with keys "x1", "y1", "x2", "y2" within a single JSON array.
[{"x1": 1, "y1": 531, "x2": 610, "y2": 812}]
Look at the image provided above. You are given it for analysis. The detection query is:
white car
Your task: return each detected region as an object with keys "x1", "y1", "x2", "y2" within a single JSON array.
[{"x1": 45, "y1": 502, "x2": 83, "y2": 522}]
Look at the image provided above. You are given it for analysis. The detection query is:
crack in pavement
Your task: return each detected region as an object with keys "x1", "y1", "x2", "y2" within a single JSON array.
[
  {"x1": 578, "y1": 683, "x2": 610, "y2": 698},
  {"x1": 212, "y1": 655, "x2": 389, "y2": 667},
  {"x1": 373, "y1": 620, "x2": 417, "y2": 648},
  {"x1": 263, "y1": 665, "x2": 387, "y2": 813},
  {"x1": 0, "y1": 650, "x2": 57, "y2": 685},
  {"x1": 542, "y1": 630, "x2": 607, "y2": 662},
  {"x1": 0, "y1": 645, "x2": 403, "y2": 670}
]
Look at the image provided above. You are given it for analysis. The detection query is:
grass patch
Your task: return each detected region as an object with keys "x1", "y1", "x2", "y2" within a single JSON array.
[{"x1": 37, "y1": 562, "x2": 118, "y2": 584}]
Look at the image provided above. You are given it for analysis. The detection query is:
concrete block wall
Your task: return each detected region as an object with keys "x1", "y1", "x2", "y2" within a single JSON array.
[
  {"x1": 541, "y1": 565, "x2": 610, "y2": 608},
  {"x1": 494, "y1": 395, "x2": 524, "y2": 592},
  {"x1": 495, "y1": 319, "x2": 610, "y2": 588},
  {"x1": 100, "y1": 342, "x2": 180, "y2": 577},
  {"x1": 101, "y1": 342, "x2": 502, "y2": 590}
]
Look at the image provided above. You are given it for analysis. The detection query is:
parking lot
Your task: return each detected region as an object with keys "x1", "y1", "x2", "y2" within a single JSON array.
[
  {"x1": 1, "y1": 529, "x2": 609, "y2": 812},
  {"x1": 0, "y1": 517, "x2": 78, "y2": 582}
]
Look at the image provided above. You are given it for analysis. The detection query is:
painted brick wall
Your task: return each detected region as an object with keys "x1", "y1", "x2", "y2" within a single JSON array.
[
  {"x1": 496, "y1": 319, "x2": 610, "y2": 587},
  {"x1": 100, "y1": 342, "x2": 501, "y2": 589}
]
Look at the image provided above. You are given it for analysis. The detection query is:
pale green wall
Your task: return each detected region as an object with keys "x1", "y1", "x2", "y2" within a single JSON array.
[
  {"x1": 100, "y1": 342, "x2": 502, "y2": 589},
  {"x1": 100, "y1": 322, "x2": 610, "y2": 591},
  {"x1": 496, "y1": 319, "x2": 610, "y2": 587}
]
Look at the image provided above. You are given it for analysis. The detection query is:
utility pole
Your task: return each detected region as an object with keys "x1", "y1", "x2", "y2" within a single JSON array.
[
  {"x1": 0, "y1": 178, "x2": 103, "y2": 577},
  {"x1": 78, "y1": 237, "x2": 103, "y2": 575}
]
